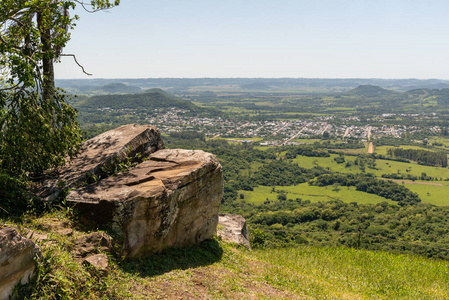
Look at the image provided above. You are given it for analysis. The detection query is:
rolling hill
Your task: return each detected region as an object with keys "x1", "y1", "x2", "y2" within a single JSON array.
[
  {"x1": 75, "y1": 88, "x2": 200, "y2": 111},
  {"x1": 343, "y1": 85, "x2": 399, "y2": 98}
]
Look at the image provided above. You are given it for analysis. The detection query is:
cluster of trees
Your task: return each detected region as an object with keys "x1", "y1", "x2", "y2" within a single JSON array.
[
  {"x1": 381, "y1": 173, "x2": 445, "y2": 182},
  {"x1": 284, "y1": 145, "x2": 330, "y2": 159},
  {"x1": 0, "y1": 0, "x2": 120, "y2": 213},
  {"x1": 345, "y1": 155, "x2": 377, "y2": 171},
  {"x1": 252, "y1": 160, "x2": 326, "y2": 187},
  {"x1": 169, "y1": 131, "x2": 206, "y2": 141},
  {"x1": 310, "y1": 173, "x2": 421, "y2": 205},
  {"x1": 387, "y1": 148, "x2": 448, "y2": 167},
  {"x1": 223, "y1": 199, "x2": 449, "y2": 260}
]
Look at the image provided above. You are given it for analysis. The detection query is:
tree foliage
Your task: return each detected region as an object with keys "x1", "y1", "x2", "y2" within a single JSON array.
[
  {"x1": 387, "y1": 147, "x2": 448, "y2": 167},
  {"x1": 0, "y1": 0, "x2": 119, "y2": 206},
  {"x1": 225, "y1": 199, "x2": 449, "y2": 260}
]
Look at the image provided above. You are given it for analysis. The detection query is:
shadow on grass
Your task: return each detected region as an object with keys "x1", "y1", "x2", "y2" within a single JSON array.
[{"x1": 119, "y1": 238, "x2": 224, "y2": 277}]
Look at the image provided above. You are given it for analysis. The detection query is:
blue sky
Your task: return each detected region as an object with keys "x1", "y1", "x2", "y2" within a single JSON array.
[{"x1": 55, "y1": 0, "x2": 449, "y2": 79}]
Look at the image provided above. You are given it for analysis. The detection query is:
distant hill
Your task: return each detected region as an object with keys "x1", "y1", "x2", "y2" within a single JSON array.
[
  {"x1": 75, "y1": 89, "x2": 199, "y2": 111},
  {"x1": 402, "y1": 88, "x2": 449, "y2": 105},
  {"x1": 403, "y1": 88, "x2": 432, "y2": 97},
  {"x1": 343, "y1": 85, "x2": 398, "y2": 98},
  {"x1": 141, "y1": 88, "x2": 170, "y2": 95},
  {"x1": 59, "y1": 83, "x2": 141, "y2": 95},
  {"x1": 56, "y1": 78, "x2": 449, "y2": 94},
  {"x1": 240, "y1": 82, "x2": 270, "y2": 90},
  {"x1": 94, "y1": 83, "x2": 141, "y2": 94},
  {"x1": 404, "y1": 82, "x2": 449, "y2": 90}
]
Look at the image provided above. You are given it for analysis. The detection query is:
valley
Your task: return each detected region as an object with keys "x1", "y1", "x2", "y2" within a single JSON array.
[{"x1": 57, "y1": 78, "x2": 449, "y2": 261}]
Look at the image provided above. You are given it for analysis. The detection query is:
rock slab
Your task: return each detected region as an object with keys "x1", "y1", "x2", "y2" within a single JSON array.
[
  {"x1": 67, "y1": 148, "x2": 223, "y2": 258},
  {"x1": 217, "y1": 213, "x2": 251, "y2": 249},
  {"x1": 83, "y1": 254, "x2": 109, "y2": 276},
  {"x1": 36, "y1": 124, "x2": 165, "y2": 201},
  {"x1": 72, "y1": 232, "x2": 112, "y2": 259},
  {"x1": 0, "y1": 227, "x2": 42, "y2": 300}
]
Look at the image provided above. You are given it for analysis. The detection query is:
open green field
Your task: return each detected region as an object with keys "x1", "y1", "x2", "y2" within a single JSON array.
[
  {"x1": 262, "y1": 154, "x2": 449, "y2": 206},
  {"x1": 291, "y1": 153, "x2": 449, "y2": 180},
  {"x1": 290, "y1": 138, "x2": 321, "y2": 144},
  {"x1": 374, "y1": 159, "x2": 449, "y2": 179},
  {"x1": 239, "y1": 184, "x2": 393, "y2": 205},
  {"x1": 329, "y1": 148, "x2": 366, "y2": 155},
  {"x1": 405, "y1": 183, "x2": 449, "y2": 206},
  {"x1": 374, "y1": 145, "x2": 431, "y2": 156},
  {"x1": 430, "y1": 136, "x2": 449, "y2": 147},
  {"x1": 252, "y1": 246, "x2": 449, "y2": 299}
]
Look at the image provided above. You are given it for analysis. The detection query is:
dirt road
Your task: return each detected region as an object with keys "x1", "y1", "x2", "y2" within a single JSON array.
[{"x1": 368, "y1": 142, "x2": 374, "y2": 154}]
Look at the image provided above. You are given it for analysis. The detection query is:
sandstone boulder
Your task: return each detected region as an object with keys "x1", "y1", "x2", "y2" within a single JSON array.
[
  {"x1": 0, "y1": 227, "x2": 42, "y2": 300},
  {"x1": 83, "y1": 254, "x2": 109, "y2": 276},
  {"x1": 67, "y1": 149, "x2": 223, "y2": 258},
  {"x1": 217, "y1": 214, "x2": 251, "y2": 249},
  {"x1": 72, "y1": 232, "x2": 112, "y2": 259},
  {"x1": 36, "y1": 124, "x2": 165, "y2": 201}
]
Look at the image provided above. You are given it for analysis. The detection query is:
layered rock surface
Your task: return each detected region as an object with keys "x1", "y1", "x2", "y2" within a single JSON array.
[
  {"x1": 36, "y1": 124, "x2": 165, "y2": 201},
  {"x1": 61, "y1": 126, "x2": 223, "y2": 258},
  {"x1": 217, "y1": 214, "x2": 251, "y2": 249},
  {"x1": 0, "y1": 227, "x2": 42, "y2": 300}
]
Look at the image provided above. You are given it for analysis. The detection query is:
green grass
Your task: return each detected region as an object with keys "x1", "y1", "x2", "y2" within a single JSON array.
[
  {"x1": 374, "y1": 145, "x2": 431, "y2": 156},
  {"x1": 290, "y1": 138, "x2": 321, "y2": 143},
  {"x1": 239, "y1": 184, "x2": 393, "y2": 205},
  {"x1": 329, "y1": 148, "x2": 366, "y2": 155},
  {"x1": 8, "y1": 210, "x2": 449, "y2": 299},
  {"x1": 252, "y1": 246, "x2": 449, "y2": 299},
  {"x1": 289, "y1": 153, "x2": 449, "y2": 205},
  {"x1": 405, "y1": 183, "x2": 449, "y2": 206},
  {"x1": 430, "y1": 136, "x2": 449, "y2": 147}
]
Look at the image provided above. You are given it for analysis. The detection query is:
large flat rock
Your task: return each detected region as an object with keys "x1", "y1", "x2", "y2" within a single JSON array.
[
  {"x1": 36, "y1": 124, "x2": 164, "y2": 201},
  {"x1": 0, "y1": 227, "x2": 42, "y2": 300},
  {"x1": 67, "y1": 149, "x2": 223, "y2": 258}
]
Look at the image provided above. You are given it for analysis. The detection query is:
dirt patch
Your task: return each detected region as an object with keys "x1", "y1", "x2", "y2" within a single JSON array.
[
  {"x1": 368, "y1": 142, "x2": 374, "y2": 154},
  {"x1": 131, "y1": 251, "x2": 301, "y2": 299}
]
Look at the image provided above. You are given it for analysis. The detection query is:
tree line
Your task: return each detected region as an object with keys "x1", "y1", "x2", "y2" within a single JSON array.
[{"x1": 387, "y1": 148, "x2": 448, "y2": 167}]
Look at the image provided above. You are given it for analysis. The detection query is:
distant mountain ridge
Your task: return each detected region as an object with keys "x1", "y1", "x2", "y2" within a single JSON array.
[
  {"x1": 75, "y1": 89, "x2": 198, "y2": 111},
  {"x1": 60, "y1": 82, "x2": 142, "y2": 95},
  {"x1": 240, "y1": 82, "x2": 271, "y2": 90},
  {"x1": 95, "y1": 83, "x2": 141, "y2": 94},
  {"x1": 56, "y1": 78, "x2": 449, "y2": 93},
  {"x1": 334, "y1": 84, "x2": 449, "y2": 108},
  {"x1": 343, "y1": 85, "x2": 399, "y2": 98}
]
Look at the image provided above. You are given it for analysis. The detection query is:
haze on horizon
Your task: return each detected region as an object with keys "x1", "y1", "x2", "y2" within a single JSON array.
[{"x1": 55, "y1": 0, "x2": 449, "y2": 80}]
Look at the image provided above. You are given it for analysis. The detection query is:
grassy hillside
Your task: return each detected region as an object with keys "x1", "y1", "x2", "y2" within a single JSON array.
[
  {"x1": 288, "y1": 153, "x2": 449, "y2": 206},
  {"x1": 10, "y1": 211, "x2": 449, "y2": 299},
  {"x1": 252, "y1": 246, "x2": 449, "y2": 299}
]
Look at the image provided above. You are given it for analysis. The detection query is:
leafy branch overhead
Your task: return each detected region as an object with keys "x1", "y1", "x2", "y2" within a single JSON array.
[{"x1": 0, "y1": 0, "x2": 119, "y2": 208}]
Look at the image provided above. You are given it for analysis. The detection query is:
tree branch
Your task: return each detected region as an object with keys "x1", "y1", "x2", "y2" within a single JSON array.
[
  {"x1": 73, "y1": 1, "x2": 108, "y2": 13},
  {"x1": 60, "y1": 54, "x2": 92, "y2": 76}
]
